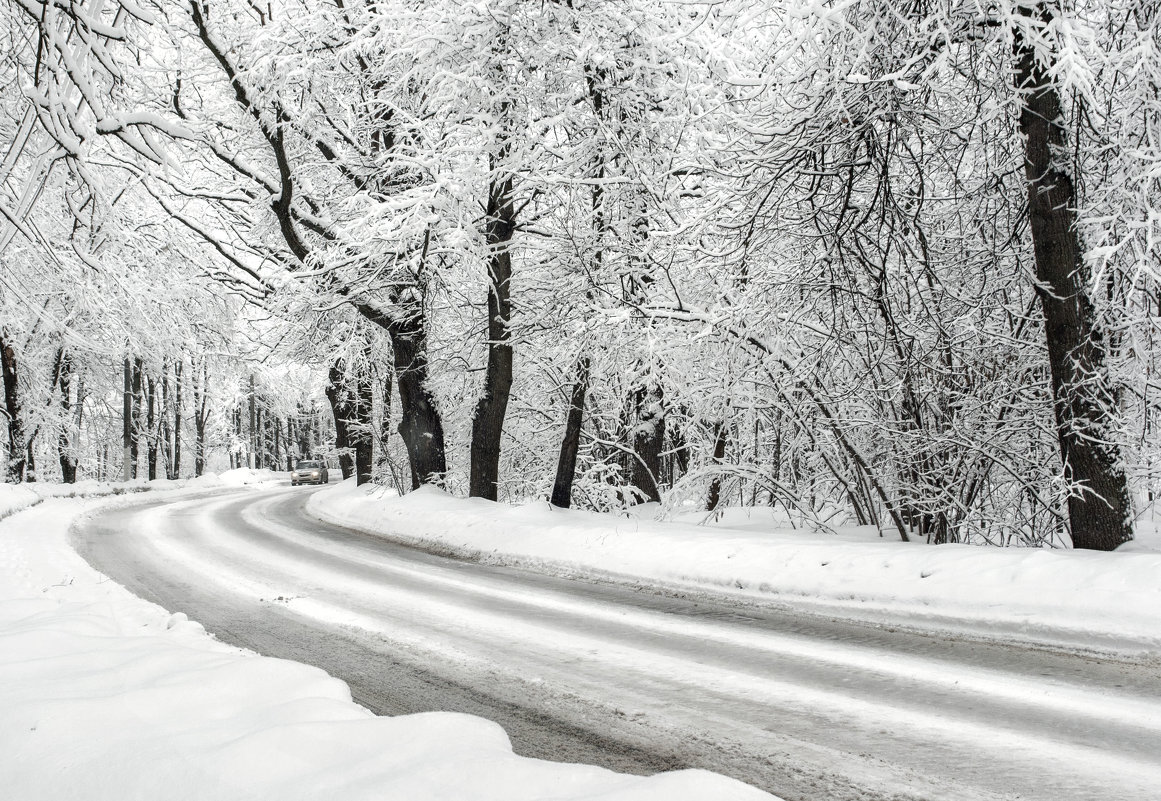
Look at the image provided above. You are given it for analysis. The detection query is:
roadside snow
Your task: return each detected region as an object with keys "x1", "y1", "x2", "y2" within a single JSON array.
[
  {"x1": 0, "y1": 486, "x2": 777, "y2": 801},
  {"x1": 308, "y1": 481, "x2": 1161, "y2": 654},
  {"x1": 0, "y1": 468, "x2": 282, "y2": 520},
  {"x1": 0, "y1": 484, "x2": 40, "y2": 519}
]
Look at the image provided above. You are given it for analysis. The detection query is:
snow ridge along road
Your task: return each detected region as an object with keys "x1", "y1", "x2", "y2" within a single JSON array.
[{"x1": 72, "y1": 485, "x2": 1161, "y2": 801}]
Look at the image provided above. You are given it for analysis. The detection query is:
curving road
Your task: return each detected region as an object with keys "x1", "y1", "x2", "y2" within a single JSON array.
[{"x1": 72, "y1": 485, "x2": 1161, "y2": 801}]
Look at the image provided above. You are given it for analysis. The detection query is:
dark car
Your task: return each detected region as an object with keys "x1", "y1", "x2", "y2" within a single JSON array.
[{"x1": 290, "y1": 459, "x2": 329, "y2": 486}]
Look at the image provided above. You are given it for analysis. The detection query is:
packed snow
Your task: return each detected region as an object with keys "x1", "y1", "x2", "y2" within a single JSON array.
[
  {"x1": 0, "y1": 480, "x2": 776, "y2": 801},
  {"x1": 308, "y1": 480, "x2": 1161, "y2": 654}
]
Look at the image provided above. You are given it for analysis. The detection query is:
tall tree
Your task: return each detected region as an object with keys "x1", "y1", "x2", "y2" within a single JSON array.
[{"x1": 1012, "y1": 1, "x2": 1133, "y2": 550}]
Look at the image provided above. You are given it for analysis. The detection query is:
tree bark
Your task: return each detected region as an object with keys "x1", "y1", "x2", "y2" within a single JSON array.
[
  {"x1": 469, "y1": 113, "x2": 516, "y2": 501},
  {"x1": 122, "y1": 357, "x2": 132, "y2": 481},
  {"x1": 233, "y1": 405, "x2": 243, "y2": 470},
  {"x1": 631, "y1": 383, "x2": 665, "y2": 504},
  {"x1": 389, "y1": 314, "x2": 447, "y2": 489},
  {"x1": 286, "y1": 417, "x2": 297, "y2": 470},
  {"x1": 193, "y1": 359, "x2": 207, "y2": 477},
  {"x1": 248, "y1": 375, "x2": 257, "y2": 470},
  {"x1": 55, "y1": 348, "x2": 77, "y2": 483},
  {"x1": 550, "y1": 357, "x2": 590, "y2": 508},
  {"x1": 24, "y1": 435, "x2": 35, "y2": 482},
  {"x1": 706, "y1": 423, "x2": 729, "y2": 512},
  {"x1": 274, "y1": 416, "x2": 282, "y2": 472},
  {"x1": 173, "y1": 359, "x2": 183, "y2": 478},
  {"x1": 1013, "y1": 2, "x2": 1133, "y2": 550},
  {"x1": 1, "y1": 334, "x2": 24, "y2": 483},
  {"x1": 354, "y1": 365, "x2": 373, "y2": 486},
  {"x1": 378, "y1": 370, "x2": 392, "y2": 468},
  {"x1": 326, "y1": 361, "x2": 354, "y2": 480},
  {"x1": 161, "y1": 362, "x2": 173, "y2": 479},
  {"x1": 132, "y1": 358, "x2": 143, "y2": 478},
  {"x1": 147, "y1": 375, "x2": 158, "y2": 481}
]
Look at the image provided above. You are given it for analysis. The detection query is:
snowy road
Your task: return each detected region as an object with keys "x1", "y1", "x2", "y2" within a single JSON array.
[{"x1": 72, "y1": 486, "x2": 1161, "y2": 801}]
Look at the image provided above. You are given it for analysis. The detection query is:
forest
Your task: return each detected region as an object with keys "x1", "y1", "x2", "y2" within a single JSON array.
[{"x1": 2, "y1": 0, "x2": 1159, "y2": 551}]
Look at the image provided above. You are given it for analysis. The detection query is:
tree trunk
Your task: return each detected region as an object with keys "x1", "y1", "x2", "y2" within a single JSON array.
[
  {"x1": 631, "y1": 383, "x2": 665, "y2": 503},
  {"x1": 147, "y1": 375, "x2": 158, "y2": 481},
  {"x1": 378, "y1": 370, "x2": 392, "y2": 469},
  {"x1": 257, "y1": 406, "x2": 266, "y2": 469},
  {"x1": 286, "y1": 417, "x2": 297, "y2": 470},
  {"x1": 233, "y1": 405, "x2": 243, "y2": 470},
  {"x1": 193, "y1": 359, "x2": 207, "y2": 477},
  {"x1": 550, "y1": 357, "x2": 590, "y2": 508},
  {"x1": 122, "y1": 357, "x2": 132, "y2": 481},
  {"x1": 161, "y1": 362, "x2": 174, "y2": 479},
  {"x1": 469, "y1": 131, "x2": 516, "y2": 501},
  {"x1": 1013, "y1": 2, "x2": 1133, "y2": 551},
  {"x1": 384, "y1": 313, "x2": 447, "y2": 489},
  {"x1": 354, "y1": 366, "x2": 373, "y2": 486},
  {"x1": 5, "y1": 333, "x2": 27, "y2": 483},
  {"x1": 55, "y1": 348, "x2": 77, "y2": 483},
  {"x1": 171, "y1": 360, "x2": 182, "y2": 478},
  {"x1": 274, "y1": 416, "x2": 282, "y2": 472},
  {"x1": 706, "y1": 423, "x2": 729, "y2": 512},
  {"x1": 132, "y1": 358, "x2": 143, "y2": 479},
  {"x1": 24, "y1": 435, "x2": 35, "y2": 482},
  {"x1": 248, "y1": 375, "x2": 257, "y2": 470},
  {"x1": 326, "y1": 361, "x2": 354, "y2": 480}
]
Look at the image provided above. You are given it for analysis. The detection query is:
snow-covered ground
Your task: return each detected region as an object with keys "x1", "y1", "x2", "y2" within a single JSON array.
[
  {"x1": 0, "y1": 478, "x2": 774, "y2": 801},
  {"x1": 309, "y1": 481, "x2": 1161, "y2": 655},
  {"x1": 0, "y1": 468, "x2": 284, "y2": 520}
]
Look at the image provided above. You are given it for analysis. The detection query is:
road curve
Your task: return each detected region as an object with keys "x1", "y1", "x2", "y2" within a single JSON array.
[{"x1": 72, "y1": 485, "x2": 1161, "y2": 801}]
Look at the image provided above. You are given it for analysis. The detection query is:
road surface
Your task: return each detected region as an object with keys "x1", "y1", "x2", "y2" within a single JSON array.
[{"x1": 72, "y1": 486, "x2": 1161, "y2": 801}]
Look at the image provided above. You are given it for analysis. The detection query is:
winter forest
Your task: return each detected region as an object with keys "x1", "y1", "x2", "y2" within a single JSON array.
[{"x1": 2, "y1": 0, "x2": 1160, "y2": 552}]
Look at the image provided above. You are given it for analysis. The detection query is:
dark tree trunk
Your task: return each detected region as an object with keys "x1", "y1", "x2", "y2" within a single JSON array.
[
  {"x1": 193, "y1": 359, "x2": 207, "y2": 477},
  {"x1": 255, "y1": 406, "x2": 263, "y2": 468},
  {"x1": 631, "y1": 384, "x2": 665, "y2": 504},
  {"x1": 469, "y1": 137, "x2": 516, "y2": 501},
  {"x1": 161, "y1": 362, "x2": 174, "y2": 479},
  {"x1": 147, "y1": 375, "x2": 158, "y2": 481},
  {"x1": 378, "y1": 371, "x2": 392, "y2": 470},
  {"x1": 248, "y1": 375, "x2": 257, "y2": 469},
  {"x1": 706, "y1": 423, "x2": 729, "y2": 512},
  {"x1": 353, "y1": 366, "x2": 373, "y2": 486},
  {"x1": 122, "y1": 357, "x2": 132, "y2": 481},
  {"x1": 286, "y1": 417, "x2": 297, "y2": 470},
  {"x1": 326, "y1": 361, "x2": 355, "y2": 480},
  {"x1": 233, "y1": 405, "x2": 243, "y2": 470},
  {"x1": 274, "y1": 416, "x2": 282, "y2": 472},
  {"x1": 55, "y1": 348, "x2": 77, "y2": 483},
  {"x1": 172, "y1": 359, "x2": 183, "y2": 478},
  {"x1": 24, "y1": 435, "x2": 35, "y2": 482},
  {"x1": 550, "y1": 357, "x2": 590, "y2": 508},
  {"x1": 1013, "y1": 2, "x2": 1133, "y2": 551},
  {"x1": 132, "y1": 358, "x2": 143, "y2": 478},
  {"x1": 386, "y1": 314, "x2": 447, "y2": 489}
]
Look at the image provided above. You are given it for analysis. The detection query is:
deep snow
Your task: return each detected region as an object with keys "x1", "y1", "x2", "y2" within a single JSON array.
[{"x1": 0, "y1": 478, "x2": 776, "y2": 801}]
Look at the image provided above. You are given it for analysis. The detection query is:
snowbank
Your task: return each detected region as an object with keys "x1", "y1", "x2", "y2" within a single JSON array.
[
  {"x1": 0, "y1": 484, "x2": 40, "y2": 520},
  {"x1": 0, "y1": 469, "x2": 284, "y2": 523},
  {"x1": 309, "y1": 481, "x2": 1161, "y2": 654},
  {"x1": 0, "y1": 493, "x2": 776, "y2": 801},
  {"x1": 217, "y1": 467, "x2": 286, "y2": 486}
]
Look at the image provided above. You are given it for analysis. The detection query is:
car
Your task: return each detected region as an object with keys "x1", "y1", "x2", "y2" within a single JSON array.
[{"x1": 290, "y1": 459, "x2": 329, "y2": 486}]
